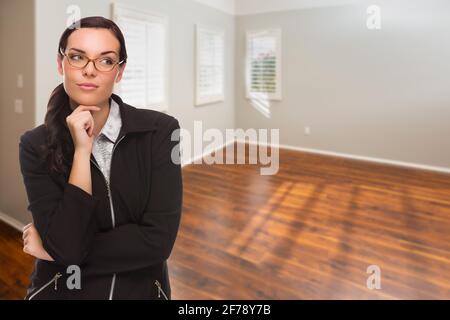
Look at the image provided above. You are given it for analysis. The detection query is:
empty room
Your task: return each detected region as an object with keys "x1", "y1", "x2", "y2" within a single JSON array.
[{"x1": 0, "y1": 0, "x2": 449, "y2": 301}]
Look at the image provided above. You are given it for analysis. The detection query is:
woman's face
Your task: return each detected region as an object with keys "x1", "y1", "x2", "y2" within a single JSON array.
[{"x1": 57, "y1": 28, "x2": 126, "y2": 108}]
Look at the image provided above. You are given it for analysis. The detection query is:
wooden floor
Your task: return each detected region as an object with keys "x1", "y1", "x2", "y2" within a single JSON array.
[
  {"x1": 0, "y1": 220, "x2": 34, "y2": 299},
  {"x1": 1, "y1": 143, "x2": 450, "y2": 299}
]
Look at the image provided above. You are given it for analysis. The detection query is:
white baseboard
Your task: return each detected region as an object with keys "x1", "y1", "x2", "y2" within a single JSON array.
[
  {"x1": 0, "y1": 211, "x2": 25, "y2": 232},
  {"x1": 235, "y1": 139, "x2": 450, "y2": 175}
]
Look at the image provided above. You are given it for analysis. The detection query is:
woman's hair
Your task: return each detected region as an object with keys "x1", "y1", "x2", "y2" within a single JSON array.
[{"x1": 43, "y1": 16, "x2": 127, "y2": 176}]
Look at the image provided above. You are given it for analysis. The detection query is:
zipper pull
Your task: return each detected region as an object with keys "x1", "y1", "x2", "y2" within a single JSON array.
[
  {"x1": 54, "y1": 273, "x2": 62, "y2": 290},
  {"x1": 155, "y1": 280, "x2": 161, "y2": 298},
  {"x1": 154, "y1": 280, "x2": 169, "y2": 300}
]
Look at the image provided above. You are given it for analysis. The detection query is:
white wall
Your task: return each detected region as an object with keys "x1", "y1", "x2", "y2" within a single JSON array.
[
  {"x1": 235, "y1": 0, "x2": 359, "y2": 16},
  {"x1": 194, "y1": 0, "x2": 361, "y2": 16},
  {"x1": 235, "y1": 0, "x2": 450, "y2": 170},
  {"x1": 194, "y1": 0, "x2": 235, "y2": 15}
]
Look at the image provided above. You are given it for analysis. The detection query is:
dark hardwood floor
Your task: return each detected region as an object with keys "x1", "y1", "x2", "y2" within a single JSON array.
[
  {"x1": 0, "y1": 220, "x2": 34, "y2": 299},
  {"x1": 1, "y1": 143, "x2": 449, "y2": 299}
]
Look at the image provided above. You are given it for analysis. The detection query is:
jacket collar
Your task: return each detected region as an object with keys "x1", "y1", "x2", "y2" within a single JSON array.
[{"x1": 111, "y1": 94, "x2": 158, "y2": 135}]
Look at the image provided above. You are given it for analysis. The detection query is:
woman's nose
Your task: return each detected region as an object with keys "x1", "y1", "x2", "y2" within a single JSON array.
[{"x1": 82, "y1": 60, "x2": 97, "y2": 76}]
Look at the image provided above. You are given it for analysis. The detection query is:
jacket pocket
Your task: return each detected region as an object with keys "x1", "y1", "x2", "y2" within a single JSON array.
[
  {"x1": 154, "y1": 280, "x2": 169, "y2": 300},
  {"x1": 27, "y1": 272, "x2": 62, "y2": 300}
]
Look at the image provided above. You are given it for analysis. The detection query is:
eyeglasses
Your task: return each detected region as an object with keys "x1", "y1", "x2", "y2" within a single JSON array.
[{"x1": 59, "y1": 48, "x2": 125, "y2": 72}]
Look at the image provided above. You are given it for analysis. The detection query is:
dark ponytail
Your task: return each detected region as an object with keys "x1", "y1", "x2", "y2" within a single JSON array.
[
  {"x1": 43, "y1": 16, "x2": 127, "y2": 176},
  {"x1": 43, "y1": 84, "x2": 73, "y2": 176}
]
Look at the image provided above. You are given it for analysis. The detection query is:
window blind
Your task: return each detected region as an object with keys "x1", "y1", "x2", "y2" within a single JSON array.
[
  {"x1": 246, "y1": 29, "x2": 282, "y2": 100},
  {"x1": 113, "y1": 4, "x2": 168, "y2": 112},
  {"x1": 196, "y1": 25, "x2": 225, "y2": 106}
]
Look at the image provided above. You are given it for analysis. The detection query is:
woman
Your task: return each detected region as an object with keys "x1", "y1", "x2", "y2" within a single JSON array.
[{"x1": 18, "y1": 16, "x2": 182, "y2": 300}]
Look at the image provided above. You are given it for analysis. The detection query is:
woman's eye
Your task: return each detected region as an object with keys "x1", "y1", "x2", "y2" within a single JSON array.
[
  {"x1": 69, "y1": 54, "x2": 84, "y2": 61},
  {"x1": 99, "y1": 58, "x2": 114, "y2": 65}
]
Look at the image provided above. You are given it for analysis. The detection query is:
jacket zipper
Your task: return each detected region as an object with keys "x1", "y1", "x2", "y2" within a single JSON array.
[
  {"x1": 154, "y1": 280, "x2": 169, "y2": 300},
  {"x1": 28, "y1": 272, "x2": 62, "y2": 300},
  {"x1": 90, "y1": 134, "x2": 126, "y2": 300}
]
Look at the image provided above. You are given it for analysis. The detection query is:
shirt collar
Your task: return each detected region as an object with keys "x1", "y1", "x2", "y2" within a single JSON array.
[{"x1": 98, "y1": 97, "x2": 122, "y2": 143}]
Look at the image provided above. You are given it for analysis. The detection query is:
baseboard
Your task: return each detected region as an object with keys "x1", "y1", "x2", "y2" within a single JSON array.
[
  {"x1": 235, "y1": 139, "x2": 450, "y2": 175},
  {"x1": 0, "y1": 211, "x2": 25, "y2": 232}
]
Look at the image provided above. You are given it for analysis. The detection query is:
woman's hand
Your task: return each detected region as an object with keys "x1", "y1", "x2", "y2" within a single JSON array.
[
  {"x1": 22, "y1": 223, "x2": 55, "y2": 261},
  {"x1": 66, "y1": 105, "x2": 101, "y2": 155}
]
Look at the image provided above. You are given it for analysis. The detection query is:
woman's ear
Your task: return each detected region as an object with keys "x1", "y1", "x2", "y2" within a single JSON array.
[
  {"x1": 115, "y1": 63, "x2": 126, "y2": 83},
  {"x1": 57, "y1": 54, "x2": 64, "y2": 76}
]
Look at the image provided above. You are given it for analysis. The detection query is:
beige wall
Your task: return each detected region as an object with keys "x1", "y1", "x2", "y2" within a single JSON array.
[
  {"x1": 0, "y1": 0, "x2": 35, "y2": 226},
  {"x1": 235, "y1": 0, "x2": 450, "y2": 169}
]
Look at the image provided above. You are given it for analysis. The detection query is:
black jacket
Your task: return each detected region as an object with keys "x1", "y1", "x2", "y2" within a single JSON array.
[{"x1": 18, "y1": 94, "x2": 183, "y2": 300}]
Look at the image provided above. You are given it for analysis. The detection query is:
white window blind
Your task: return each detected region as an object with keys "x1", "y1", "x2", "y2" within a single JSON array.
[
  {"x1": 195, "y1": 24, "x2": 225, "y2": 106},
  {"x1": 112, "y1": 4, "x2": 168, "y2": 112},
  {"x1": 246, "y1": 29, "x2": 282, "y2": 100}
]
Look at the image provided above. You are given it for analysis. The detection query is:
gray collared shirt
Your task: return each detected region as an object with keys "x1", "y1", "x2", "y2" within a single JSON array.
[{"x1": 91, "y1": 98, "x2": 122, "y2": 183}]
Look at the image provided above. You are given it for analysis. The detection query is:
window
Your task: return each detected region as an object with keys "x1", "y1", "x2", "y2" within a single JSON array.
[
  {"x1": 195, "y1": 24, "x2": 225, "y2": 106},
  {"x1": 112, "y1": 3, "x2": 168, "y2": 112},
  {"x1": 246, "y1": 28, "x2": 282, "y2": 100}
]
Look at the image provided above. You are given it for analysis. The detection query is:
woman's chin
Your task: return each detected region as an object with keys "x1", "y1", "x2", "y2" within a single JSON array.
[{"x1": 69, "y1": 94, "x2": 105, "y2": 107}]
